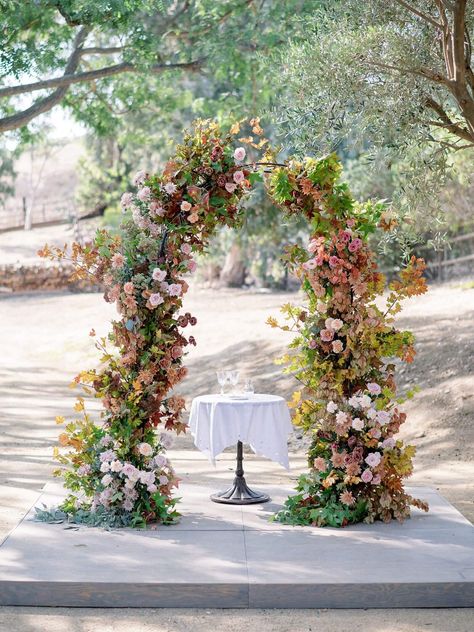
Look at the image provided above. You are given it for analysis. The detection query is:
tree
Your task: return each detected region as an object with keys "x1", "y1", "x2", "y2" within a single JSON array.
[{"x1": 272, "y1": 1, "x2": 474, "y2": 232}]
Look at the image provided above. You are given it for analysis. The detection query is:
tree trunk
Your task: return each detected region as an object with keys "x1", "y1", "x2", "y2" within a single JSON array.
[{"x1": 219, "y1": 242, "x2": 246, "y2": 287}]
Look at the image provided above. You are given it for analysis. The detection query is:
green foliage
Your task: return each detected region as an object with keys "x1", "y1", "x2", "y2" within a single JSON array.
[
  {"x1": 273, "y1": 473, "x2": 368, "y2": 527},
  {"x1": 271, "y1": 1, "x2": 474, "y2": 246}
]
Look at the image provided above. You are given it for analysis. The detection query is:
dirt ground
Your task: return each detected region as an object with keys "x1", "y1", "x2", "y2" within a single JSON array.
[{"x1": 0, "y1": 238, "x2": 473, "y2": 630}]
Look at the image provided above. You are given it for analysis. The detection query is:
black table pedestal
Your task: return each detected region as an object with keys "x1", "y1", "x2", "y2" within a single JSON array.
[{"x1": 210, "y1": 440, "x2": 270, "y2": 505}]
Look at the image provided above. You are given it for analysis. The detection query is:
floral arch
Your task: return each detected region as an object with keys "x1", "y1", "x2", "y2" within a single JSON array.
[{"x1": 40, "y1": 119, "x2": 428, "y2": 528}]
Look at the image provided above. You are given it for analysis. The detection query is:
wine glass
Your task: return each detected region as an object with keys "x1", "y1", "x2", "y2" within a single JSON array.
[
  {"x1": 216, "y1": 370, "x2": 227, "y2": 395},
  {"x1": 243, "y1": 378, "x2": 254, "y2": 395},
  {"x1": 227, "y1": 370, "x2": 240, "y2": 393}
]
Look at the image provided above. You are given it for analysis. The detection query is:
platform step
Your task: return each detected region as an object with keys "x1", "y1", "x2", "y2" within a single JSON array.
[{"x1": 0, "y1": 485, "x2": 472, "y2": 608}]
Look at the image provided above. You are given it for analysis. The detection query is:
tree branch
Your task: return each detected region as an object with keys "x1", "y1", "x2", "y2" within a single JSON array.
[
  {"x1": 363, "y1": 58, "x2": 448, "y2": 84},
  {"x1": 0, "y1": 59, "x2": 203, "y2": 100},
  {"x1": 0, "y1": 25, "x2": 91, "y2": 134},
  {"x1": 452, "y1": 0, "x2": 467, "y2": 83},
  {"x1": 79, "y1": 46, "x2": 124, "y2": 56},
  {"x1": 425, "y1": 95, "x2": 474, "y2": 142},
  {"x1": 393, "y1": 0, "x2": 441, "y2": 28}
]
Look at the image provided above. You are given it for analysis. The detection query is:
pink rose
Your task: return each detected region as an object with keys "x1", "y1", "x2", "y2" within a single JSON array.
[
  {"x1": 361, "y1": 469, "x2": 373, "y2": 483},
  {"x1": 233, "y1": 147, "x2": 246, "y2": 162},
  {"x1": 347, "y1": 218, "x2": 356, "y2": 227},
  {"x1": 181, "y1": 243, "x2": 192, "y2": 255},
  {"x1": 308, "y1": 238, "x2": 319, "y2": 253},
  {"x1": 123, "y1": 282, "x2": 134, "y2": 295},
  {"x1": 152, "y1": 268, "x2": 167, "y2": 282},
  {"x1": 376, "y1": 410, "x2": 391, "y2": 425},
  {"x1": 137, "y1": 442, "x2": 153, "y2": 457},
  {"x1": 168, "y1": 283, "x2": 182, "y2": 297},
  {"x1": 325, "y1": 317, "x2": 343, "y2": 331},
  {"x1": 187, "y1": 259, "x2": 197, "y2": 273},
  {"x1": 371, "y1": 474, "x2": 382, "y2": 485},
  {"x1": 329, "y1": 255, "x2": 340, "y2": 268},
  {"x1": 348, "y1": 238, "x2": 362, "y2": 252},
  {"x1": 320, "y1": 328, "x2": 334, "y2": 342},
  {"x1": 171, "y1": 345, "x2": 183, "y2": 360},
  {"x1": 233, "y1": 170, "x2": 245, "y2": 184},
  {"x1": 314, "y1": 254, "x2": 324, "y2": 266},
  {"x1": 367, "y1": 382, "x2": 382, "y2": 395},
  {"x1": 365, "y1": 452, "x2": 382, "y2": 467},
  {"x1": 309, "y1": 339, "x2": 318, "y2": 349},
  {"x1": 225, "y1": 182, "x2": 237, "y2": 193},
  {"x1": 332, "y1": 339, "x2": 344, "y2": 353},
  {"x1": 340, "y1": 230, "x2": 351, "y2": 244},
  {"x1": 149, "y1": 293, "x2": 164, "y2": 307},
  {"x1": 382, "y1": 437, "x2": 396, "y2": 449},
  {"x1": 180, "y1": 201, "x2": 192, "y2": 212}
]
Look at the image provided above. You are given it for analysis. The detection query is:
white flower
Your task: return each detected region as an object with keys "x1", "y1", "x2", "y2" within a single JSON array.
[
  {"x1": 359, "y1": 394, "x2": 372, "y2": 409},
  {"x1": 138, "y1": 442, "x2": 153, "y2": 457},
  {"x1": 234, "y1": 147, "x2": 246, "y2": 162},
  {"x1": 159, "y1": 475, "x2": 169, "y2": 486},
  {"x1": 366, "y1": 407, "x2": 377, "y2": 420},
  {"x1": 348, "y1": 396, "x2": 360, "y2": 409},
  {"x1": 351, "y1": 417, "x2": 364, "y2": 431},
  {"x1": 121, "y1": 192, "x2": 134, "y2": 208},
  {"x1": 133, "y1": 170, "x2": 147, "y2": 186},
  {"x1": 164, "y1": 182, "x2": 177, "y2": 195},
  {"x1": 100, "y1": 461, "x2": 110, "y2": 473},
  {"x1": 137, "y1": 186, "x2": 151, "y2": 201},
  {"x1": 381, "y1": 437, "x2": 396, "y2": 449},
  {"x1": 326, "y1": 401, "x2": 338, "y2": 413},
  {"x1": 365, "y1": 452, "x2": 382, "y2": 468},
  {"x1": 316, "y1": 300, "x2": 328, "y2": 313},
  {"x1": 102, "y1": 474, "x2": 113, "y2": 487},
  {"x1": 110, "y1": 460, "x2": 123, "y2": 473},
  {"x1": 335, "y1": 411, "x2": 348, "y2": 425}
]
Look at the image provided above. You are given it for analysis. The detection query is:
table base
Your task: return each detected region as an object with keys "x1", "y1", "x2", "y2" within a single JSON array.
[{"x1": 210, "y1": 440, "x2": 270, "y2": 505}]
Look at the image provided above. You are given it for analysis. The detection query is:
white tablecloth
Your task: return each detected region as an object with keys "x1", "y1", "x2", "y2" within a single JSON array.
[{"x1": 188, "y1": 393, "x2": 293, "y2": 469}]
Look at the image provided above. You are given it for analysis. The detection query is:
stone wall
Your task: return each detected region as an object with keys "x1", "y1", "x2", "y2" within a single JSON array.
[{"x1": 0, "y1": 263, "x2": 100, "y2": 293}]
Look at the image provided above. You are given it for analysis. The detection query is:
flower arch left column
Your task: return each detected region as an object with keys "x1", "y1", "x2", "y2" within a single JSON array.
[{"x1": 40, "y1": 120, "x2": 259, "y2": 527}]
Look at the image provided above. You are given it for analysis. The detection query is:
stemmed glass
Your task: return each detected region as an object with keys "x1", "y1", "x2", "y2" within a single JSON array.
[
  {"x1": 227, "y1": 370, "x2": 240, "y2": 394},
  {"x1": 216, "y1": 370, "x2": 228, "y2": 395}
]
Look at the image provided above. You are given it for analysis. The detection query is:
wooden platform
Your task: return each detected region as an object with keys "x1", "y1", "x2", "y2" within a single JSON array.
[{"x1": 0, "y1": 484, "x2": 473, "y2": 608}]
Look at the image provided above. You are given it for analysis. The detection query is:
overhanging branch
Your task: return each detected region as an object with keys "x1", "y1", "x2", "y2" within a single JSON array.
[{"x1": 0, "y1": 59, "x2": 203, "y2": 100}]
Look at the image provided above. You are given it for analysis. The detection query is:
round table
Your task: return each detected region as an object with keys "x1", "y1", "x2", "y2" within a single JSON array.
[{"x1": 188, "y1": 393, "x2": 293, "y2": 504}]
